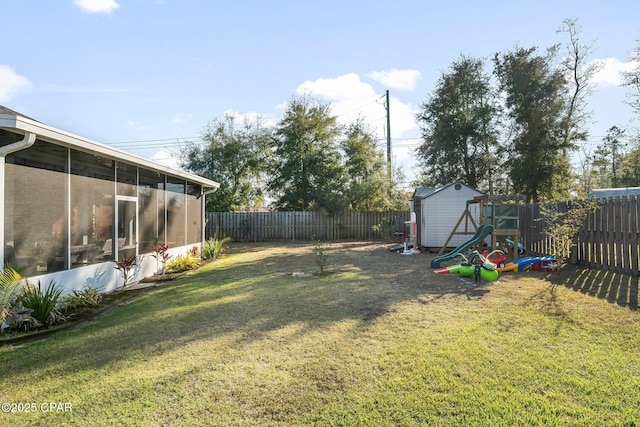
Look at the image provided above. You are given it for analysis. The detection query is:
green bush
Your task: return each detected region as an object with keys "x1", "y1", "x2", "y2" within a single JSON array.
[
  {"x1": 202, "y1": 237, "x2": 232, "y2": 260},
  {"x1": 0, "y1": 266, "x2": 23, "y2": 326},
  {"x1": 164, "y1": 253, "x2": 201, "y2": 274},
  {"x1": 63, "y1": 285, "x2": 103, "y2": 313},
  {"x1": 540, "y1": 200, "x2": 599, "y2": 268},
  {"x1": 313, "y1": 238, "x2": 330, "y2": 274},
  {"x1": 18, "y1": 280, "x2": 64, "y2": 325}
]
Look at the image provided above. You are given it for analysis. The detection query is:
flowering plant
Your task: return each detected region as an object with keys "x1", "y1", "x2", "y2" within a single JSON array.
[{"x1": 151, "y1": 244, "x2": 171, "y2": 274}]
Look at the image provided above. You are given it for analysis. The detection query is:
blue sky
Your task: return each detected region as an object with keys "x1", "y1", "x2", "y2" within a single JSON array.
[{"x1": 1, "y1": 0, "x2": 639, "y2": 181}]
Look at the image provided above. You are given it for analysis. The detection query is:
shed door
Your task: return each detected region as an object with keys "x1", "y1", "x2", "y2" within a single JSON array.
[
  {"x1": 413, "y1": 199, "x2": 423, "y2": 247},
  {"x1": 115, "y1": 196, "x2": 138, "y2": 260}
]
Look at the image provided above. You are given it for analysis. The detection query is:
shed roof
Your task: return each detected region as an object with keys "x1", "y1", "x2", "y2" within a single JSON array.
[
  {"x1": 412, "y1": 182, "x2": 483, "y2": 200},
  {"x1": 588, "y1": 187, "x2": 640, "y2": 198},
  {"x1": 0, "y1": 105, "x2": 219, "y2": 189}
]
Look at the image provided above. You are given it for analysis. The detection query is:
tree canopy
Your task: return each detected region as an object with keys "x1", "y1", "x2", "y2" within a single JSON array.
[
  {"x1": 180, "y1": 113, "x2": 270, "y2": 212},
  {"x1": 341, "y1": 118, "x2": 397, "y2": 211},
  {"x1": 621, "y1": 38, "x2": 640, "y2": 117},
  {"x1": 493, "y1": 45, "x2": 572, "y2": 202},
  {"x1": 415, "y1": 55, "x2": 499, "y2": 191},
  {"x1": 267, "y1": 95, "x2": 347, "y2": 212},
  {"x1": 181, "y1": 19, "x2": 639, "y2": 211}
]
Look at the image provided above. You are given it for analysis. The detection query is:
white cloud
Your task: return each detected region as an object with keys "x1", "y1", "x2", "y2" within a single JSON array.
[
  {"x1": 150, "y1": 149, "x2": 180, "y2": 169},
  {"x1": 591, "y1": 57, "x2": 637, "y2": 86},
  {"x1": 171, "y1": 112, "x2": 191, "y2": 124},
  {"x1": 42, "y1": 84, "x2": 143, "y2": 94},
  {"x1": 297, "y1": 73, "x2": 377, "y2": 101},
  {"x1": 365, "y1": 69, "x2": 421, "y2": 91},
  {"x1": 0, "y1": 65, "x2": 33, "y2": 102},
  {"x1": 213, "y1": 109, "x2": 277, "y2": 129},
  {"x1": 292, "y1": 72, "x2": 421, "y2": 176},
  {"x1": 73, "y1": 0, "x2": 120, "y2": 14},
  {"x1": 123, "y1": 119, "x2": 148, "y2": 131},
  {"x1": 295, "y1": 73, "x2": 419, "y2": 139}
]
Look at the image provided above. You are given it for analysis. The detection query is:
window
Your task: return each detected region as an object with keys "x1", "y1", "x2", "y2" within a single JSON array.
[
  {"x1": 4, "y1": 139, "x2": 68, "y2": 274},
  {"x1": 186, "y1": 183, "x2": 202, "y2": 245},
  {"x1": 165, "y1": 177, "x2": 185, "y2": 247},
  {"x1": 116, "y1": 162, "x2": 137, "y2": 197},
  {"x1": 139, "y1": 169, "x2": 165, "y2": 253},
  {"x1": 70, "y1": 150, "x2": 115, "y2": 267}
]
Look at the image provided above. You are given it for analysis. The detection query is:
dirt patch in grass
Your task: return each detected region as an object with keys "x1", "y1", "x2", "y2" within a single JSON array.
[
  {"x1": 236, "y1": 240, "x2": 639, "y2": 309},
  {"x1": 3, "y1": 242, "x2": 634, "y2": 348}
]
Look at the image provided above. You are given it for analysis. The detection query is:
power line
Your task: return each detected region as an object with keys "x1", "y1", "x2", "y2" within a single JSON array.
[
  {"x1": 108, "y1": 136, "x2": 201, "y2": 145},
  {"x1": 108, "y1": 137, "x2": 204, "y2": 151},
  {"x1": 338, "y1": 97, "x2": 383, "y2": 117}
]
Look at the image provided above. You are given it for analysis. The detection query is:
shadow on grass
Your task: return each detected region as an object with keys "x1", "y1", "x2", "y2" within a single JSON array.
[
  {"x1": 544, "y1": 264, "x2": 639, "y2": 310},
  {"x1": 0, "y1": 242, "x2": 479, "y2": 381}
]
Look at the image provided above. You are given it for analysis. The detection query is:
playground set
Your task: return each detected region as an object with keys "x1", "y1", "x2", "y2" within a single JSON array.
[{"x1": 429, "y1": 194, "x2": 557, "y2": 286}]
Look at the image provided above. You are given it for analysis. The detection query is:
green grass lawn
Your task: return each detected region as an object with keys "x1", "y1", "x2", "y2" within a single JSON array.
[{"x1": 1, "y1": 242, "x2": 639, "y2": 426}]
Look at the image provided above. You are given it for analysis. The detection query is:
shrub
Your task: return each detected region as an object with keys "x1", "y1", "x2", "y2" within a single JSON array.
[
  {"x1": 202, "y1": 237, "x2": 232, "y2": 260},
  {"x1": 313, "y1": 238, "x2": 330, "y2": 274},
  {"x1": 62, "y1": 285, "x2": 103, "y2": 313},
  {"x1": 113, "y1": 256, "x2": 137, "y2": 288},
  {"x1": 2, "y1": 303, "x2": 41, "y2": 332},
  {"x1": 151, "y1": 244, "x2": 171, "y2": 274},
  {"x1": 164, "y1": 253, "x2": 201, "y2": 274},
  {"x1": 17, "y1": 280, "x2": 64, "y2": 325},
  {"x1": 0, "y1": 266, "x2": 22, "y2": 326},
  {"x1": 540, "y1": 200, "x2": 599, "y2": 268}
]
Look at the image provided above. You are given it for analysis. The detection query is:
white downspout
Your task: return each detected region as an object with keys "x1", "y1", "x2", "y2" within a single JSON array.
[
  {"x1": 0, "y1": 132, "x2": 37, "y2": 269},
  {"x1": 201, "y1": 188, "x2": 218, "y2": 244}
]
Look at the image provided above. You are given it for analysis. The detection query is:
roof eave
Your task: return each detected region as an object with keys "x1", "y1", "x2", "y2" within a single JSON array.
[{"x1": 0, "y1": 113, "x2": 219, "y2": 190}]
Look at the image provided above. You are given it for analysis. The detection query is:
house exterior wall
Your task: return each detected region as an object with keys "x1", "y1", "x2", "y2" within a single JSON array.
[
  {"x1": 418, "y1": 184, "x2": 484, "y2": 248},
  {"x1": 0, "y1": 128, "x2": 210, "y2": 294},
  {"x1": 24, "y1": 243, "x2": 197, "y2": 294}
]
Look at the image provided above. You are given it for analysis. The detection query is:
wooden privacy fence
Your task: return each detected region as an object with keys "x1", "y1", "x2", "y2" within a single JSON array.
[
  {"x1": 208, "y1": 199, "x2": 639, "y2": 274},
  {"x1": 205, "y1": 210, "x2": 410, "y2": 242},
  {"x1": 520, "y1": 196, "x2": 640, "y2": 275}
]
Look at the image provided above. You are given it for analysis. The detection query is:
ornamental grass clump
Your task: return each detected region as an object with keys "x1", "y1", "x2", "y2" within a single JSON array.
[
  {"x1": 62, "y1": 285, "x2": 103, "y2": 313},
  {"x1": 201, "y1": 237, "x2": 231, "y2": 260},
  {"x1": 17, "y1": 280, "x2": 64, "y2": 325}
]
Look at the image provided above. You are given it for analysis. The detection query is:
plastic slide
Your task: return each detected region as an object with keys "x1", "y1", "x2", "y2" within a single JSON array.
[
  {"x1": 497, "y1": 256, "x2": 557, "y2": 273},
  {"x1": 434, "y1": 264, "x2": 465, "y2": 274},
  {"x1": 430, "y1": 224, "x2": 493, "y2": 268}
]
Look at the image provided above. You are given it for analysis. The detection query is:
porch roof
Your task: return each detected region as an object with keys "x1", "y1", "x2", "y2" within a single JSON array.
[{"x1": 0, "y1": 106, "x2": 219, "y2": 190}]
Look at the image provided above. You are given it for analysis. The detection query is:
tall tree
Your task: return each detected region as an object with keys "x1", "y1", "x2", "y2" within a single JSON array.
[
  {"x1": 268, "y1": 95, "x2": 346, "y2": 212},
  {"x1": 554, "y1": 19, "x2": 603, "y2": 198},
  {"x1": 619, "y1": 145, "x2": 640, "y2": 187},
  {"x1": 415, "y1": 55, "x2": 499, "y2": 191},
  {"x1": 557, "y1": 18, "x2": 602, "y2": 149},
  {"x1": 621, "y1": 38, "x2": 640, "y2": 117},
  {"x1": 341, "y1": 118, "x2": 395, "y2": 211},
  {"x1": 181, "y1": 113, "x2": 270, "y2": 211},
  {"x1": 494, "y1": 46, "x2": 572, "y2": 202},
  {"x1": 592, "y1": 125, "x2": 627, "y2": 188}
]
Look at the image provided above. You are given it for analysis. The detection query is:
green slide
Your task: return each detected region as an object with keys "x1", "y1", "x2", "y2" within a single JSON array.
[{"x1": 430, "y1": 224, "x2": 493, "y2": 268}]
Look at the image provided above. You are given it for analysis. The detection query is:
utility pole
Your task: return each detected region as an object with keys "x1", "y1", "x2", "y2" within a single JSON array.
[{"x1": 385, "y1": 90, "x2": 392, "y2": 179}]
